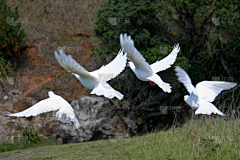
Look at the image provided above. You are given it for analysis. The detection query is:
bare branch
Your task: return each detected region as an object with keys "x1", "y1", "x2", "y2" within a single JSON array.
[
  {"x1": 219, "y1": 54, "x2": 234, "y2": 81},
  {"x1": 136, "y1": 81, "x2": 180, "y2": 109},
  {"x1": 200, "y1": 9, "x2": 215, "y2": 32},
  {"x1": 190, "y1": 48, "x2": 222, "y2": 64},
  {"x1": 146, "y1": 112, "x2": 166, "y2": 117},
  {"x1": 219, "y1": 37, "x2": 234, "y2": 81}
]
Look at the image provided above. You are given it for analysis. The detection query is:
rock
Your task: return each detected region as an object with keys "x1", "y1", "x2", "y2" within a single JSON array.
[
  {"x1": 55, "y1": 96, "x2": 128, "y2": 145},
  {"x1": 3, "y1": 95, "x2": 8, "y2": 100},
  {"x1": 0, "y1": 112, "x2": 56, "y2": 144},
  {"x1": 7, "y1": 89, "x2": 23, "y2": 96}
]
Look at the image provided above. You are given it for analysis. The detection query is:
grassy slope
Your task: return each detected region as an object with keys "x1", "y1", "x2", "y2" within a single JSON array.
[{"x1": 0, "y1": 118, "x2": 239, "y2": 160}]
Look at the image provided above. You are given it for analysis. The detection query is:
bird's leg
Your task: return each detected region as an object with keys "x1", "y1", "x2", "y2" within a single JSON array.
[{"x1": 150, "y1": 81, "x2": 156, "y2": 86}]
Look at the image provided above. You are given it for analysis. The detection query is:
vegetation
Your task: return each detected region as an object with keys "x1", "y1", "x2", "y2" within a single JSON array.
[
  {"x1": 0, "y1": 128, "x2": 54, "y2": 153},
  {"x1": 0, "y1": 0, "x2": 26, "y2": 77},
  {"x1": 0, "y1": 118, "x2": 239, "y2": 159},
  {"x1": 92, "y1": 0, "x2": 240, "y2": 134}
]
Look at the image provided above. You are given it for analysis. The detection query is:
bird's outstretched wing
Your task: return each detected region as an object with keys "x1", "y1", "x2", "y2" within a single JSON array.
[
  {"x1": 151, "y1": 43, "x2": 180, "y2": 73},
  {"x1": 54, "y1": 50, "x2": 98, "y2": 80},
  {"x1": 91, "y1": 49, "x2": 127, "y2": 82},
  {"x1": 120, "y1": 33, "x2": 153, "y2": 73},
  {"x1": 174, "y1": 66, "x2": 197, "y2": 95},
  {"x1": 6, "y1": 98, "x2": 60, "y2": 117},
  {"x1": 196, "y1": 81, "x2": 237, "y2": 102}
]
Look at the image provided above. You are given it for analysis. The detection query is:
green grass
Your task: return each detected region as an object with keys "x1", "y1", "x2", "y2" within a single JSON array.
[
  {"x1": 0, "y1": 138, "x2": 56, "y2": 153},
  {"x1": 0, "y1": 118, "x2": 239, "y2": 159}
]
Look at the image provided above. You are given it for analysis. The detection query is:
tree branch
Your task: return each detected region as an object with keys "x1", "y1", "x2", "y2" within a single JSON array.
[
  {"x1": 190, "y1": 48, "x2": 222, "y2": 64},
  {"x1": 200, "y1": 9, "x2": 215, "y2": 32},
  {"x1": 219, "y1": 37, "x2": 234, "y2": 81},
  {"x1": 136, "y1": 81, "x2": 180, "y2": 109}
]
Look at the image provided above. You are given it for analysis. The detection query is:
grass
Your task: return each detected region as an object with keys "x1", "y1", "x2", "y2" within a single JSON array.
[
  {"x1": 0, "y1": 138, "x2": 56, "y2": 153},
  {"x1": 0, "y1": 118, "x2": 239, "y2": 159}
]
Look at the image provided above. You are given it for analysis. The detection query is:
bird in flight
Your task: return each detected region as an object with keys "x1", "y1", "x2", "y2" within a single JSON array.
[
  {"x1": 120, "y1": 33, "x2": 180, "y2": 93},
  {"x1": 54, "y1": 49, "x2": 127, "y2": 100},
  {"x1": 6, "y1": 91, "x2": 80, "y2": 128},
  {"x1": 174, "y1": 66, "x2": 237, "y2": 116}
]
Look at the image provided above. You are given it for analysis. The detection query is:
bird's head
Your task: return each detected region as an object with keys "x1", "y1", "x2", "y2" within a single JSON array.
[
  {"x1": 184, "y1": 95, "x2": 189, "y2": 102},
  {"x1": 48, "y1": 91, "x2": 55, "y2": 97},
  {"x1": 127, "y1": 61, "x2": 135, "y2": 71}
]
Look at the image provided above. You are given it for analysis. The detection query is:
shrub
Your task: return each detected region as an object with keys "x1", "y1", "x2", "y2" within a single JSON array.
[
  {"x1": 0, "y1": 52, "x2": 12, "y2": 80},
  {"x1": 0, "y1": 0, "x2": 26, "y2": 76},
  {"x1": 0, "y1": 128, "x2": 43, "y2": 152},
  {"x1": 94, "y1": 0, "x2": 165, "y2": 54}
]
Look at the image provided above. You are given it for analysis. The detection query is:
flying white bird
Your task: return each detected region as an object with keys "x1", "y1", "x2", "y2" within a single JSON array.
[
  {"x1": 174, "y1": 66, "x2": 237, "y2": 116},
  {"x1": 54, "y1": 49, "x2": 127, "y2": 100},
  {"x1": 120, "y1": 33, "x2": 180, "y2": 93},
  {"x1": 6, "y1": 91, "x2": 80, "y2": 128}
]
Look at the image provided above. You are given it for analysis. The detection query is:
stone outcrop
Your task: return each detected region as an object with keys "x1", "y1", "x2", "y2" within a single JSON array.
[
  {"x1": 55, "y1": 96, "x2": 129, "y2": 145},
  {"x1": 0, "y1": 108, "x2": 56, "y2": 143}
]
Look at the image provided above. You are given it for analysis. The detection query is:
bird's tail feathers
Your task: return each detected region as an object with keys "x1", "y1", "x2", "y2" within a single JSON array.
[
  {"x1": 56, "y1": 108, "x2": 81, "y2": 128},
  {"x1": 57, "y1": 118, "x2": 71, "y2": 123},
  {"x1": 147, "y1": 74, "x2": 172, "y2": 93},
  {"x1": 195, "y1": 99, "x2": 225, "y2": 116},
  {"x1": 73, "y1": 119, "x2": 81, "y2": 128},
  {"x1": 91, "y1": 83, "x2": 124, "y2": 100}
]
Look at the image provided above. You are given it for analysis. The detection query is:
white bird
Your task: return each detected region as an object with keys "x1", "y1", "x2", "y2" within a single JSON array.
[
  {"x1": 6, "y1": 91, "x2": 80, "y2": 128},
  {"x1": 54, "y1": 49, "x2": 127, "y2": 100},
  {"x1": 120, "y1": 33, "x2": 180, "y2": 93},
  {"x1": 174, "y1": 66, "x2": 237, "y2": 116}
]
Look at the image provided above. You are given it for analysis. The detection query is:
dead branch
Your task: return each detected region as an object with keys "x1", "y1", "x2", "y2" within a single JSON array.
[{"x1": 190, "y1": 48, "x2": 222, "y2": 64}]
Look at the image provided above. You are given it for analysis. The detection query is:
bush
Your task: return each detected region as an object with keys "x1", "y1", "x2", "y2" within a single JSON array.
[
  {"x1": 0, "y1": 52, "x2": 12, "y2": 80},
  {"x1": 94, "y1": 0, "x2": 165, "y2": 54},
  {"x1": 0, "y1": 128, "x2": 44, "y2": 153},
  {"x1": 0, "y1": 0, "x2": 26, "y2": 76}
]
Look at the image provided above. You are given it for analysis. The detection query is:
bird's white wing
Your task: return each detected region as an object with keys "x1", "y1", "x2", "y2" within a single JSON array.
[
  {"x1": 7, "y1": 98, "x2": 60, "y2": 117},
  {"x1": 195, "y1": 99, "x2": 225, "y2": 116},
  {"x1": 174, "y1": 66, "x2": 197, "y2": 95},
  {"x1": 120, "y1": 33, "x2": 153, "y2": 73},
  {"x1": 196, "y1": 81, "x2": 237, "y2": 102},
  {"x1": 151, "y1": 43, "x2": 180, "y2": 73},
  {"x1": 91, "y1": 49, "x2": 127, "y2": 81},
  {"x1": 54, "y1": 50, "x2": 98, "y2": 81}
]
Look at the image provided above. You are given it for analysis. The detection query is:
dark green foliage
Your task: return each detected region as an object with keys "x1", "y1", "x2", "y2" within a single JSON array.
[
  {"x1": 94, "y1": 0, "x2": 167, "y2": 54},
  {"x1": 157, "y1": 0, "x2": 240, "y2": 80},
  {"x1": 93, "y1": 0, "x2": 190, "y2": 104},
  {"x1": 0, "y1": 0, "x2": 26, "y2": 57},
  {"x1": 0, "y1": 52, "x2": 12, "y2": 78},
  {"x1": 93, "y1": 0, "x2": 239, "y2": 124},
  {"x1": 0, "y1": 0, "x2": 26, "y2": 76}
]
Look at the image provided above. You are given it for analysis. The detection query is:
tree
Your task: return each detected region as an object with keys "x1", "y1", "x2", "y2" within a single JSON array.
[{"x1": 93, "y1": 0, "x2": 240, "y2": 134}]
